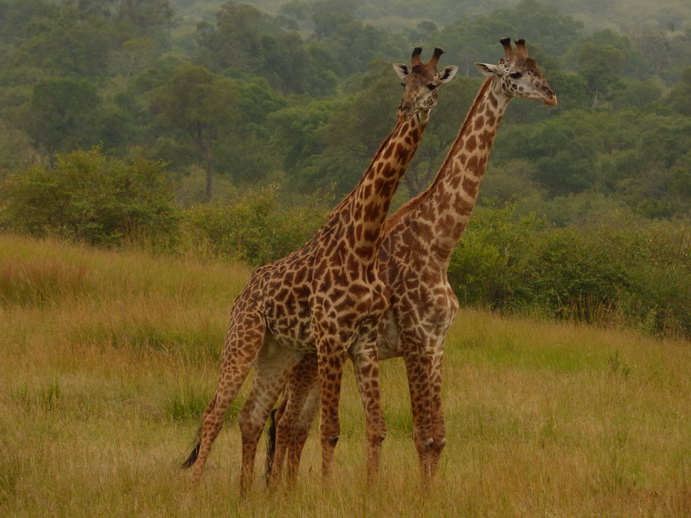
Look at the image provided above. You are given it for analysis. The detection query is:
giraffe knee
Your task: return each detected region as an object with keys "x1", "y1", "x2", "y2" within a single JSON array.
[
  {"x1": 369, "y1": 426, "x2": 387, "y2": 446},
  {"x1": 415, "y1": 436, "x2": 434, "y2": 453}
]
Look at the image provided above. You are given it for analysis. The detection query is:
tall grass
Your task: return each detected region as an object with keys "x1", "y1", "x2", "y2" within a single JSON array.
[{"x1": 1, "y1": 235, "x2": 689, "y2": 517}]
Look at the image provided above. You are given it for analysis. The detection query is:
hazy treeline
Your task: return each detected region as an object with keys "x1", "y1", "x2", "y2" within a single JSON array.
[{"x1": 0, "y1": 0, "x2": 689, "y2": 334}]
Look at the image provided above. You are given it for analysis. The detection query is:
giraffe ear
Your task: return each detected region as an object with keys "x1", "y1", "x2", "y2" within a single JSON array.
[
  {"x1": 393, "y1": 63, "x2": 409, "y2": 81},
  {"x1": 474, "y1": 62, "x2": 501, "y2": 77},
  {"x1": 440, "y1": 65, "x2": 458, "y2": 83}
]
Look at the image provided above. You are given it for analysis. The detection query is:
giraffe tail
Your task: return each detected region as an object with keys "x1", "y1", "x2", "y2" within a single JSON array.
[
  {"x1": 181, "y1": 427, "x2": 202, "y2": 470},
  {"x1": 264, "y1": 408, "x2": 278, "y2": 483}
]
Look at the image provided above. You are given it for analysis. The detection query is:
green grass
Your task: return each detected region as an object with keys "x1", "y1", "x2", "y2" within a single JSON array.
[{"x1": 1, "y1": 235, "x2": 689, "y2": 517}]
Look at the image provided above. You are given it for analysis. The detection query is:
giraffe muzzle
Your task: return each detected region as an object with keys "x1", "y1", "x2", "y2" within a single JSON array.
[{"x1": 543, "y1": 91, "x2": 558, "y2": 106}]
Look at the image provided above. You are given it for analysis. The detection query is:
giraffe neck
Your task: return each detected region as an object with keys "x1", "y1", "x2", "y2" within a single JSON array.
[
  {"x1": 327, "y1": 110, "x2": 430, "y2": 262},
  {"x1": 392, "y1": 77, "x2": 510, "y2": 265}
]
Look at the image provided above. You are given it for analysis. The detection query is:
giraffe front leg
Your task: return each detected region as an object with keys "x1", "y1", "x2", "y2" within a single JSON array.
[
  {"x1": 351, "y1": 332, "x2": 387, "y2": 483},
  {"x1": 403, "y1": 348, "x2": 434, "y2": 481},
  {"x1": 429, "y1": 350, "x2": 446, "y2": 478},
  {"x1": 287, "y1": 382, "x2": 320, "y2": 483},
  {"x1": 317, "y1": 346, "x2": 347, "y2": 480},
  {"x1": 270, "y1": 354, "x2": 319, "y2": 488}
]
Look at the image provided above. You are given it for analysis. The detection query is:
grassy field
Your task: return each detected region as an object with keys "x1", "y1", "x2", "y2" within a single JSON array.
[{"x1": 1, "y1": 235, "x2": 689, "y2": 517}]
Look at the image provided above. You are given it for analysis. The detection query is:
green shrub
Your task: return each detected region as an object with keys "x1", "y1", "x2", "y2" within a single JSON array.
[
  {"x1": 450, "y1": 204, "x2": 690, "y2": 336},
  {"x1": 449, "y1": 202, "x2": 546, "y2": 308},
  {"x1": 0, "y1": 146, "x2": 179, "y2": 247},
  {"x1": 180, "y1": 184, "x2": 331, "y2": 266}
]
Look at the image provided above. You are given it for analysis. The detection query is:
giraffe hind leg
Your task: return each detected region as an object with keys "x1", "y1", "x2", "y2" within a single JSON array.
[
  {"x1": 237, "y1": 344, "x2": 302, "y2": 492},
  {"x1": 286, "y1": 382, "x2": 320, "y2": 483},
  {"x1": 184, "y1": 297, "x2": 267, "y2": 485},
  {"x1": 268, "y1": 354, "x2": 319, "y2": 487}
]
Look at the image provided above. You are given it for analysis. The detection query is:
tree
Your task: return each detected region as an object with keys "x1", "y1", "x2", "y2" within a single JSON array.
[
  {"x1": 0, "y1": 0, "x2": 58, "y2": 46},
  {"x1": 309, "y1": 0, "x2": 406, "y2": 76},
  {"x1": 151, "y1": 65, "x2": 239, "y2": 199},
  {"x1": 63, "y1": 0, "x2": 174, "y2": 40},
  {"x1": 109, "y1": 38, "x2": 158, "y2": 88},
  {"x1": 26, "y1": 77, "x2": 101, "y2": 155},
  {"x1": 197, "y1": 2, "x2": 321, "y2": 95},
  {"x1": 17, "y1": 5, "x2": 119, "y2": 78},
  {"x1": 268, "y1": 98, "x2": 335, "y2": 175},
  {"x1": 501, "y1": 111, "x2": 600, "y2": 198},
  {"x1": 577, "y1": 39, "x2": 626, "y2": 106},
  {"x1": 666, "y1": 66, "x2": 691, "y2": 117}
]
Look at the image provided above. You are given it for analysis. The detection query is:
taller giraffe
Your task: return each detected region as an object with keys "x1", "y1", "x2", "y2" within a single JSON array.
[
  {"x1": 181, "y1": 47, "x2": 458, "y2": 490},
  {"x1": 268, "y1": 37, "x2": 557, "y2": 483}
]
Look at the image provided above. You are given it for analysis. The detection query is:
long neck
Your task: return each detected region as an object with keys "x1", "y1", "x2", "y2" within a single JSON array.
[
  {"x1": 328, "y1": 110, "x2": 430, "y2": 263},
  {"x1": 388, "y1": 78, "x2": 509, "y2": 265}
]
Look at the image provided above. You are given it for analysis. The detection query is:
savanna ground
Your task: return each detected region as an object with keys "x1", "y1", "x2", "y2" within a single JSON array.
[{"x1": 0, "y1": 235, "x2": 689, "y2": 517}]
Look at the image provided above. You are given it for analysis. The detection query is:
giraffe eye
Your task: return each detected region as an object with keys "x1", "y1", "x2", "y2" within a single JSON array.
[
  {"x1": 509, "y1": 72, "x2": 522, "y2": 79},
  {"x1": 427, "y1": 83, "x2": 437, "y2": 91}
]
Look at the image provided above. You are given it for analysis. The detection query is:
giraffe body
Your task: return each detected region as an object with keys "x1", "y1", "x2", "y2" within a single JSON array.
[
  {"x1": 182, "y1": 48, "x2": 458, "y2": 490},
  {"x1": 269, "y1": 37, "x2": 557, "y2": 483}
]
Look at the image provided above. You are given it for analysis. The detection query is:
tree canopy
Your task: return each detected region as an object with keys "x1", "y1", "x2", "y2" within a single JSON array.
[{"x1": 0, "y1": 0, "x2": 688, "y2": 221}]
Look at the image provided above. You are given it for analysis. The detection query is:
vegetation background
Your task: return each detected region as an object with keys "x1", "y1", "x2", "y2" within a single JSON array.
[{"x1": 0, "y1": 0, "x2": 689, "y2": 515}]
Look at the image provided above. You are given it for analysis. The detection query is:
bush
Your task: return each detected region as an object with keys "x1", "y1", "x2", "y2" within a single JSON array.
[
  {"x1": 449, "y1": 203, "x2": 690, "y2": 336},
  {"x1": 180, "y1": 184, "x2": 332, "y2": 266},
  {"x1": 449, "y1": 202, "x2": 546, "y2": 308},
  {"x1": 0, "y1": 147, "x2": 179, "y2": 247}
]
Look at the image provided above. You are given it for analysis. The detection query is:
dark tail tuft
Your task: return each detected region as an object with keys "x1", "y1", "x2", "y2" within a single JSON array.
[
  {"x1": 181, "y1": 427, "x2": 202, "y2": 470},
  {"x1": 265, "y1": 408, "x2": 278, "y2": 482}
]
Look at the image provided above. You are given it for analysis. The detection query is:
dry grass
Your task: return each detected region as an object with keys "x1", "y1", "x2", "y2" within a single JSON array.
[{"x1": 1, "y1": 235, "x2": 689, "y2": 517}]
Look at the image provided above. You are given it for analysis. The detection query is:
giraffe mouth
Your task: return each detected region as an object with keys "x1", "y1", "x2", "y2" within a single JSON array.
[{"x1": 543, "y1": 93, "x2": 558, "y2": 106}]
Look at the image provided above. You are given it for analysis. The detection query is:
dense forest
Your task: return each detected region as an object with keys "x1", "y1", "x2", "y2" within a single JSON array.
[{"x1": 0, "y1": 0, "x2": 689, "y2": 334}]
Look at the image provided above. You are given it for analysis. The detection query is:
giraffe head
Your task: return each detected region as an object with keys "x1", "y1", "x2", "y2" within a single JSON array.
[
  {"x1": 393, "y1": 47, "x2": 458, "y2": 123},
  {"x1": 474, "y1": 38, "x2": 557, "y2": 106}
]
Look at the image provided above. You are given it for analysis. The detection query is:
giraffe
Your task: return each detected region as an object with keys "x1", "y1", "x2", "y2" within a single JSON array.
[
  {"x1": 267, "y1": 37, "x2": 557, "y2": 485},
  {"x1": 181, "y1": 47, "x2": 458, "y2": 491}
]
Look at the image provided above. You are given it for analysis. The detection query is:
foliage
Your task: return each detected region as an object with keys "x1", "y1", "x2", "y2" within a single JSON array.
[
  {"x1": 666, "y1": 66, "x2": 691, "y2": 116},
  {"x1": 150, "y1": 65, "x2": 239, "y2": 199},
  {"x1": 180, "y1": 183, "x2": 332, "y2": 265},
  {"x1": 26, "y1": 77, "x2": 102, "y2": 154},
  {"x1": 450, "y1": 203, "x2": 690, "y2": 336},
  {"x1": 0, "y1": 147, "x2": 178, "y2": 247}
]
